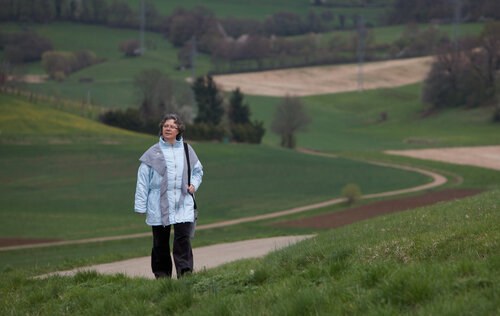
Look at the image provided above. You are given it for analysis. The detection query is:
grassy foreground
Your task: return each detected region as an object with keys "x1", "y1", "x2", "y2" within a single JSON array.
[{"x1": 1, "y1": 189, "x2": 498, "y2": 315}]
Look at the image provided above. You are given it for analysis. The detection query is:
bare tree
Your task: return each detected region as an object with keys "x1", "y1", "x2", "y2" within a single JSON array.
[{"x1": 271, "y1": 95, "x2": 311, "y2": 148}]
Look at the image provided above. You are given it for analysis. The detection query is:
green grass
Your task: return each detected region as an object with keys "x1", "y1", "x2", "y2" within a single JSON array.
[
  {"x1": 121, "y1": 0, "x2": 387, "y2": 25},
  {"x1": 0, "y1": 93, "x2": 433, "y2": 240},
  {"x1": 248, "y1": 83, "x2": 500, "y2": 152},
  {"x1": 1, "y1": 22, "x2": 207, "y2": 109},
  {"x1": 291, "y1": 22, "x2": 485, "y2": 47},
  {"x1": 1, "y1": 189, "x2": 498, "y2": 315},
  {"x1": 4, "y1": 20, "x2": 484, "y2": 109}
]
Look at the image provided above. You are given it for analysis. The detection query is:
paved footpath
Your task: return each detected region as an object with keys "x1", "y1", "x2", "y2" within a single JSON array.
[{"x1": 38, "y1": 235, "x2": 315, "y2": 279}]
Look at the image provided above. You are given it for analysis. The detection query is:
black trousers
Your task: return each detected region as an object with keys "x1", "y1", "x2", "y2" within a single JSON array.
[{"x1": 151, "y1": 222, "x2": 193, "y2": 278}]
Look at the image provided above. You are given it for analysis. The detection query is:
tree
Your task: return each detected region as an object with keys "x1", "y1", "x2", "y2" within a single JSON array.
[
  {"x1": 422, "y1": 23, "x2": 500, "y2": 110},
  {"x1": 41, "y1": 51, "x2": 77, "y2": 80},
  {"x1": 119, "y1": 39, "x2": 140, "y2": 56},
  {"x1": 271, "y1": 96, "x2": 311, "y2": 148},
  {"x1": 192, "y1": 75, "x2": 224, "y2": 125},
  {"x1": 228, "y1": 88, "x2": 250, "y2": 125},
  {"x1": 133, "y1": 69, "x2": 174, "y2": 123}
]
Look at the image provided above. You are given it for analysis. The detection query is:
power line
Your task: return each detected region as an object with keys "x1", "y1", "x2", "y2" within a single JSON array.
[
  {"x1": 357, "y1": 15, "x2": 366, "y2": 92},
  {"x1": 190, "y1": 36, "x2": 197, "y2": 108},
  {"x1": 139, "y1": 0, "x2": 145, "y2": 55},
  {"x1": 453, "y1": 0, "x2": 463, "y2": 42}
]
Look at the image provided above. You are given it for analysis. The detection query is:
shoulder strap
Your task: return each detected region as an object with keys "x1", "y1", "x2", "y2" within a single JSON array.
[{"x1": 184, "y1": 142, "x2": 197, "y2": 209}]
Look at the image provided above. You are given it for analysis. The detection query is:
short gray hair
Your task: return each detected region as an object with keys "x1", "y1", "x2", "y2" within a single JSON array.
[{"x1": 158, "y1": 113, "x2": 185, "y2": 140}]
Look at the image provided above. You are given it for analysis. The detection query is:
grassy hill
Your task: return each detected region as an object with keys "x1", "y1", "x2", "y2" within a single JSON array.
[
  {"x1": 1, "y1": 189, "x2": 498, "y2": 314},
  {"x1": 122, "y1": 0, "x2": 388, "y2": 26},
  {"x1": 246, "y1": 83, "x2": 500, "y2": 151},
  {"x1": 0, "y1": 93, "x2": 432, "y2": 241}
]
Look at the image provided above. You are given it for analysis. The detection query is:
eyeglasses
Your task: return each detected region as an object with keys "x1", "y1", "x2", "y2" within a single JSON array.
[{"x1": 163, "y1": 125, "x2": 178, "y2": 130}]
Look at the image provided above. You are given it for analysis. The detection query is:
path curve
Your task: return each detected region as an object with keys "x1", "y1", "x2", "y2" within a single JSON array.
[{"x1": 0, "y1": 151, "x2": 447, "y2": 252}]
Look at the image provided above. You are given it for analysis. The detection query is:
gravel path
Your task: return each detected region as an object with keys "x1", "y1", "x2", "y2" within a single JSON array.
[{"x1": 37, "y1": 235, "x2": 315, "y2": 279}]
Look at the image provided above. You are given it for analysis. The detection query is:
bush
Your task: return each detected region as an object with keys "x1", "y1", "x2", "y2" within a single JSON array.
[
  {"x1": 41, "y1": 50, "x2": 100, "y2": 79},
  {"x1": 230, "y1": 121, "x2": 265, "y2": 144},
  {"x1": 184, "y1": 123, "x2": 225, "y2": 141},
  {"x1": 493, "y1": 105, "x2": 500, "y2": 123},
  {"x1": 1, "y1": 31, "x2": 53, "y2": 63},
  {"x1": 99, "y1": 108, "x2": 142, "y2": 132},
  {"x1": 119, "y1": 39, "x2": 140, "y2": 56},
  {"x1": 341, "y1": 183, "x2": 362, "y2": 206}
]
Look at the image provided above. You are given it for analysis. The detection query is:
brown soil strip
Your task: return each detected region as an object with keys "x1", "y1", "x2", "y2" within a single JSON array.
[
  {"x1": 273, "y1": 189, "x2": 483, "y2": 229},
  {"x1": 0, "y1": 238, "x2": 63, "y2": 248}
]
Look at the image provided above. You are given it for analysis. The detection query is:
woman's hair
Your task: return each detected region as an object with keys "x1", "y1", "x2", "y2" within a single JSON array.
[{"x1": 158, "y1": 113, "x2": 185, "y2": 140}]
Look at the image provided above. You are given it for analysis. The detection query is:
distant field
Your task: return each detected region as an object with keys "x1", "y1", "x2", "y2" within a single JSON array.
[
  {"x1": 243, "y1": 83, "x2": 500, "y2": 151},
  {"x1": 1, "y1": 22, "x2": 206, "y2": 109},
  {"x1": 214, "y1": 56, "x2": 433, "y2": 96},
  {"x1": 121, "y1": 0, "x2": 387, "y2": 26},
  {"x1": 305, "y1": 22, "x2": 486, "y2": 45},
  {"x1": 2, "y1": 21, "x2": 482, "y2": 108}
]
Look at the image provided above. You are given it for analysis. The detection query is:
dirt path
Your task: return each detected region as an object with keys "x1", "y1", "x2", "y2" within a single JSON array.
[
  {"x1": 0, "y1": 155, "x2": 447, "y2": 251},
  {"x1": 37, "y1": 235, "x2": 315, "y2": 279},
  {"x1": 213, "y1": 56, "x2": 433, "y2": 97}
]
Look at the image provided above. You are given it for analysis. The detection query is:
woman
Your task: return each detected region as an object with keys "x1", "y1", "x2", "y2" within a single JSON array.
[{"x1": 134, "y1": 114, "x2": 203, "y2": 279}]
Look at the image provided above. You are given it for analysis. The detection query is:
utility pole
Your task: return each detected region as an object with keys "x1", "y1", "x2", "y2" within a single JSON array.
[
  {"x1": 453, "y1": 0, "x2": 463, "y2": 42},
  {"x1": 190, "y1": 36, "x2": 197, "y2": 108},
  {"x1": 139, "y1": 0, "x2": 145, "y2": 55},
  {"x1": 87, "y1": 87, "x2": 91, "y2": 106},
  {"x1": 357, "y1": 15, "x2": 366, "y2": 92}
]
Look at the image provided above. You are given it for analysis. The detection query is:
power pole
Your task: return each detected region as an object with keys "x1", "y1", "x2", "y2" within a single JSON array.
[
  {"x1": 190, "y1": 36, "x2": 197, "y2": 108},
  {"x1": 357, "y1": 15, "x2": 366, "y2": 92},
  {"x1": 140, "y1": 0, "x2": 145, "y2": 55},
  {"x1": 453, "y1": 0, "x2": 463, "y2": 43}
]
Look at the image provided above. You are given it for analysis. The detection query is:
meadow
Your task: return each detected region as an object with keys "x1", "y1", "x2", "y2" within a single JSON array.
[
  {"x1": 121, "y1": 0, "x2": 388, "y2": 26},
  {"x1": 1, "y1": 189, "x2": 498, "y2": 314},
  {"x1": 1, "y1": 9, "x2": 500, "y2": 313},
  {"x1": 0, "y1": 93, "x2": 431, "y2": 241},
  {"x1": 247, "y1": 83, "x2": 500, "y2": 151}
]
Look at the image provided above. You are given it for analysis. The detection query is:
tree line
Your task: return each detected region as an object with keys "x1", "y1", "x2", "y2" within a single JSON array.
[
  {"x1": 387, "y1": 0, "x2": 500, "y2": 25},
  {"x1": 99, "y1": 70, "x2": 265, "y2": 144},
  {"x1": 99, "y1": 68, "x2": 313, "y2": 147},
  {"x1": 422, "y1": 22, "x2": 500, "y2": 121},
  {"x1": 4, "y1": 1, "x2": 497, "y2": 75}
]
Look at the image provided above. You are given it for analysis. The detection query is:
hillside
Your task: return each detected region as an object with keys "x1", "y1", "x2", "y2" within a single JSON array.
[
  {"x1": 1, "y1": 189, "x2": 498, "y2": 314},
  {"x1": 0, "y1": 93, "x2": 434, "y2": 241}
]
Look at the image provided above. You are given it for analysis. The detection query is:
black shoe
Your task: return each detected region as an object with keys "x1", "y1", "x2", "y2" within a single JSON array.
[
  {"x1": 154, "y1": 272, "x2": 171, "y2": 279},
  {"x1": 177, "y1": 269, "x2": 192, "y2": 278}
]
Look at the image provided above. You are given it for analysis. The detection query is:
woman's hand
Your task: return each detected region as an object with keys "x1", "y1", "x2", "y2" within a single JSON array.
[{"x1": 187, "y1": 184, "x2": 196, "y2": 195}]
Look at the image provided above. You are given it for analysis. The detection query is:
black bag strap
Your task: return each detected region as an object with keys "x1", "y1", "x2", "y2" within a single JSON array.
[{"x1": 184, "y1": 142, "x2": 197, "y2": 209}]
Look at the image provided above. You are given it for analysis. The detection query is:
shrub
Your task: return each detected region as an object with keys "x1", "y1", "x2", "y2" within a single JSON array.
[
  {"x1": 42, "y1": 50, "x2": 100, "y2": 80},
  {"x1": 341, "y1": 183, "x2": 362, "y2": 206},
  {"x1": 99, "y1": 108, "x2": 142, "y2": 132},
  {"x1": 230, "y1": 121, "x2": 265, "y2": 144},
  {"x1": 184, "y1": 123, "x2": 225, "y2": 141},
  {"x1": 42, "y1": 51, "x2": 77, "y2": 79},
  {"x1": 119, "y1": 39, "x2": 140, "y2": 56},
  {"x1": 1, "y1": 31, "x2": 53, "y2": 63},
  {"x1": 493, "y1": 105, "x2": 500, "y2": 123}
]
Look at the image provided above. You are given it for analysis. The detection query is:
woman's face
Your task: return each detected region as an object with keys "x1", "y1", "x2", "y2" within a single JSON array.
[{"x1": 162, "y1": 119, "x2": 179, "y2": 143}]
